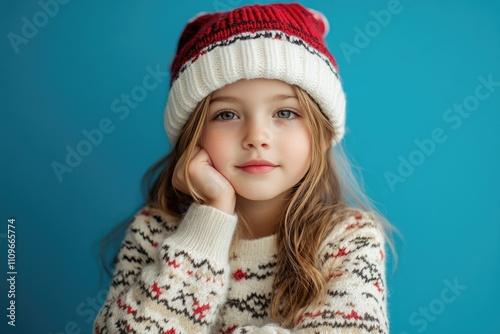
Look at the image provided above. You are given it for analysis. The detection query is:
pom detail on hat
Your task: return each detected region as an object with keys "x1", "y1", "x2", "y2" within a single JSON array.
[
  {"x1": 164, "y1": 3, "x2": 346, "y2": 145},
  {"x1": 306, "y1": 8, "x2": 330, "y2": 38}
]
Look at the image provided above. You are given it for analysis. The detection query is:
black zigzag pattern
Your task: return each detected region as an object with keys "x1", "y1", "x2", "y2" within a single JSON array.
[{"x1": 226, "y1": 292, "x2": 271, "y2": 319}]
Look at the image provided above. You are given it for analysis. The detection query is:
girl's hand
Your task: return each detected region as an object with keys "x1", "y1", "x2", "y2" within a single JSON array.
[{"x1": 172, "y1": 146, "x2": 236, "y2": 214}]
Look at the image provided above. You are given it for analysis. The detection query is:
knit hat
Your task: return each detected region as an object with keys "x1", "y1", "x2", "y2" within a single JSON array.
[{"x1": 165, "y1": 2, "x2": 346, "y2": 144}]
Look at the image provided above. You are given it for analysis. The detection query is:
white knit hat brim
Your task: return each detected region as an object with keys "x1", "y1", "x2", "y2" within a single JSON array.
[{"x1": 165, "y1": 31, "x2": 346, "y2": 144}]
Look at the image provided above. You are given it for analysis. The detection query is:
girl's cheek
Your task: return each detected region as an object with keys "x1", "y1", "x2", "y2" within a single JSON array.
[
  {"x1": 202, "y1": 132, "x2": 226, "y2": 157},
  {"x1": 200, "y1": 127, "x2": 219, "y2": 147}
]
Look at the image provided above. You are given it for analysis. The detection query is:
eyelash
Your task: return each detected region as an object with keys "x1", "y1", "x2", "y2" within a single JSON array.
[{"x1": 213, "y1": 109, "x2": 299, "y2": 120}]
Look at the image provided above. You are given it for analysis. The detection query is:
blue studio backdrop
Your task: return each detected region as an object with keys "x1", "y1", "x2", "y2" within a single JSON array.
[{"x1": 1, "y1": 0, "x2": 499, "y2": 333}]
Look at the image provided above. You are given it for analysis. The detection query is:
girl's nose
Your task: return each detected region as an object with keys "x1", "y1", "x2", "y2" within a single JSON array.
[{"x1": 242, "y1": 119, "x2": 273, "y2": 149}]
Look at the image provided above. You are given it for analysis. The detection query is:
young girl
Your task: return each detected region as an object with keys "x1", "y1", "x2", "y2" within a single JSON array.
[{"x1": 95, "y1": 3, "x2": 395, "y2": 333}]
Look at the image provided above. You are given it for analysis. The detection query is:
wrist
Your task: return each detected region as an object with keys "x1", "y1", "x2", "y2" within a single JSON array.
[
  {"x1": 207, "y1": 197, "x2": 235, "y2": 214},
  {"x1": 170, "y1": 203, "x2": 238, "y2": 261}
]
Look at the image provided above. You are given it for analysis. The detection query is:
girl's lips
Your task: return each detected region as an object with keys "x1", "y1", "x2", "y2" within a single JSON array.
[
  {"x1": 237, "y1": 160, "x2": 278, "y2": 174},
  {"x1": 239, "y1": 165, "x2": 277, "y2": 174}
]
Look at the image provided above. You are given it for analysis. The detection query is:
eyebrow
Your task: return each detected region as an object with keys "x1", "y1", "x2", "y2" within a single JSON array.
[{"x1": 210, "y1": 94, "x2": 298, "y2": 104}]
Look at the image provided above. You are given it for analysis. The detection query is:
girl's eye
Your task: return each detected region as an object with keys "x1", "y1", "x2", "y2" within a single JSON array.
[
  {"x1": 215, "y1": 111, "x2": 238, "y2": 120},
  {"x1": 274, "y1": 109, "x2": 298, "y2": 119}
]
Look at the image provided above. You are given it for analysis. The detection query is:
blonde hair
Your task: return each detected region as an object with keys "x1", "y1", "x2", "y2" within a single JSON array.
[{"x1": 145, "y1": 85, "x2": 397, "y2": 327}]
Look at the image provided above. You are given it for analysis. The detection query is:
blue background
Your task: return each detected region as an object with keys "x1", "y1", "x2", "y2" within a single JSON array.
[{"x1": 1, "y1": 0, "x2": 499, "y2": 333}]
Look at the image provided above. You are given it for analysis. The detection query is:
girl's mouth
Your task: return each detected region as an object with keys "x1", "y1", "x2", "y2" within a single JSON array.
[{"x1": 237, "y1": 160, "x2": 278, "y2": 174}]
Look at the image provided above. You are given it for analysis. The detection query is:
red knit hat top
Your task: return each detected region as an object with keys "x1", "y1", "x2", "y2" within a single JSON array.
[{"x1": 165, "y1": 3, "x2": 346, "y2": 144}]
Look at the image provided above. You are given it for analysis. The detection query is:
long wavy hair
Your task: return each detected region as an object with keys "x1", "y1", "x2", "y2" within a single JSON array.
[{"x1": 103, "y1": 84, "x2": 397, "y2": 327}]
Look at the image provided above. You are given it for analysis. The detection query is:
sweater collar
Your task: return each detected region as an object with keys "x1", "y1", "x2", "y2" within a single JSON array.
[{"x1": 230, "y1": 234, "x2": 277, "y2": 259}]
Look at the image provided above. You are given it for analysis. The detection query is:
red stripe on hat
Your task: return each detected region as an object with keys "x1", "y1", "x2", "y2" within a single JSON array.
[{"x1": 170, "y1": 3, "x2": 337, "y2": 83}]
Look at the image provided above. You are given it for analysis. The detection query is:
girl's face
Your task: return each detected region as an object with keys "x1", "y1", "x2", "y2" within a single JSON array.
[{"x1": 201, "y1": 79, "x2": 311, "y2": 202}]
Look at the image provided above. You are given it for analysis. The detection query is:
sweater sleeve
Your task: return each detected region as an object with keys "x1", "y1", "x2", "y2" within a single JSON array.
[
  {"x1": 230, "y1": 211, "x2": 389, "y2": 334},
  {"x1": 93, "y1": 203, "x2": 238, "y2": 334}
]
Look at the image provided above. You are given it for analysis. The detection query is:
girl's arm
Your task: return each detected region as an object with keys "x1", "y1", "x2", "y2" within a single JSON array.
[
  {"x1": 230, "y1": 211, "x2": 389, "y2": 334},
  {"x1": 94, "y1": 203, "x2": 238, "y2": 334}
]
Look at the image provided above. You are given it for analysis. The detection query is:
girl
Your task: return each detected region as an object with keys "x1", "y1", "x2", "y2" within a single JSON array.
[{"x1": 95, "y1": 3, "x2": 395, "y2": 333}]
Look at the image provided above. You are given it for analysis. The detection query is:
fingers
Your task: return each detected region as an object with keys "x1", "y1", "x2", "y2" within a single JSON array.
[
  {"x1": 172, "y1": 146, "x2": 236, "y2": 213},
  {"x1": 188, "y1": 147, "x2": 225, "y2": 200},
  {"x1": 188, "y1": 146, "x2": 212, "y2": 169}
]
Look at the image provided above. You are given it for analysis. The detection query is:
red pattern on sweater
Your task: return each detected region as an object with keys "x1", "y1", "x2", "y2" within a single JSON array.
[
  {"x1": 233, "y1": 269, "x2": 247, "y2": 281},
  {"x1": 94, "y1": 205, "x2": 389, "y2": 334}
]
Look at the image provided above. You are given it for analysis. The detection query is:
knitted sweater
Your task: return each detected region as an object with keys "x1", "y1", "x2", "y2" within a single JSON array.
[{"x1": 94, "y1": 203, "x2": 389, "y2": 334}]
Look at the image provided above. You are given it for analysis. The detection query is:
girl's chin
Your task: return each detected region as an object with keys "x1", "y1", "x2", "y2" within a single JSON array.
[{"x1": 235, "y1": 189, "x2": 291, "y2": 203}]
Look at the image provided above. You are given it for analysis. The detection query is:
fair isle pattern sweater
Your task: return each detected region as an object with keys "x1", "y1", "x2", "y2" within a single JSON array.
[{"x1": 94, "y1": 204, "x2": 389, "y2": 334}]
